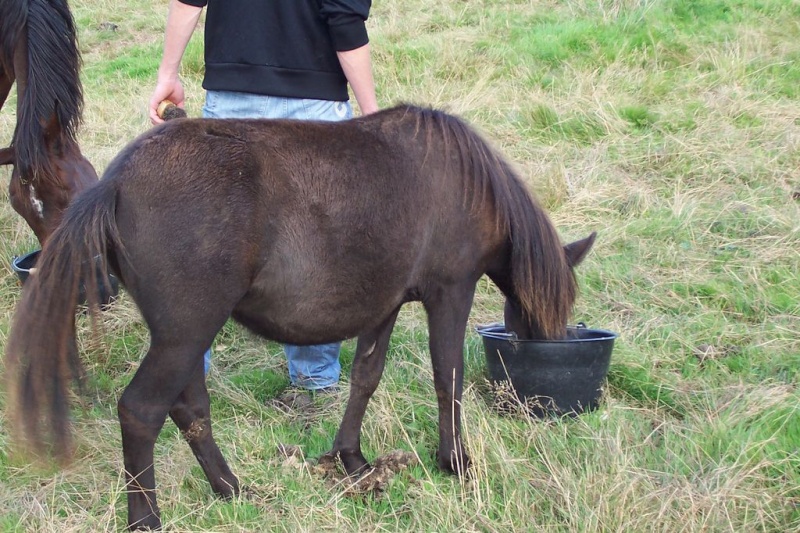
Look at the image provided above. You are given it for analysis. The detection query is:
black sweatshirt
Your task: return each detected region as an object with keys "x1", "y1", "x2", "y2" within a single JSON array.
[{"x1": 178, "y1": 0, "x2": 371, "y2": 101}]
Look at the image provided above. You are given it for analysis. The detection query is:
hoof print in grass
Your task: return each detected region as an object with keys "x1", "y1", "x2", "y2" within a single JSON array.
[{"x1": 692, "y1": 344, "x2": 740, "y2": 366}]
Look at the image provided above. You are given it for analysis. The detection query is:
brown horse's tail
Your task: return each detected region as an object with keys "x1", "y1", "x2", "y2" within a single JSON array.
[
  {"x1": 414, "y1": 106, "x2": 576, "y2": 339},
  {"x1": 4, "y1": 179, "x2": 122, "y2": 461}
]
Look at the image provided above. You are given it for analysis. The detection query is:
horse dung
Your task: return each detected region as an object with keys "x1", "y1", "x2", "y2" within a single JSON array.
[{"x1": 157, "y1": 100, "x2": 187, "y2": 121}]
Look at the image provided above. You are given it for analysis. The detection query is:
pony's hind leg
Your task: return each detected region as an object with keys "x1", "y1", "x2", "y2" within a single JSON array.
[
  {"x1": 118, "y1": 340, "x2": 212, "y2": 530},
  {"x1": 425, "y1": 283, "x2": 476, "y2": 476},
  {"x1": 169, "y1": 365, "x2": 239, "y2": 498},
  {"x1": 330, "y1": 308, "x2": 401, "y2": 476}
]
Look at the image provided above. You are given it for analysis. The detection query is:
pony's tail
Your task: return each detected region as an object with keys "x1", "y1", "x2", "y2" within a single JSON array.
[
  {"x1": 13, "y1": 0, "x2": 83, "y2": 181},
  {"x1": 5, "y1": 180, "x2": 121, "y2": 462}
]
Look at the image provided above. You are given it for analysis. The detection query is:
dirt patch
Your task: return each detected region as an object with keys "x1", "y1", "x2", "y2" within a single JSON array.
[{"x1": 277, "y1": 444, "x2": 417, "y2": 496}]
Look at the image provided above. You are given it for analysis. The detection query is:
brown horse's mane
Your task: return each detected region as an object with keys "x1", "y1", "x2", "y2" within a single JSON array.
[
  {"x1": 401, "y1": 105, "x2": 576, "y2": 338},
  {"x1": 0, "y1": 0, "x2": 84, "y2": 185}
]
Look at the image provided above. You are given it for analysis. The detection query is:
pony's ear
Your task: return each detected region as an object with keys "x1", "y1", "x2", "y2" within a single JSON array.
[
  {"x1": 43, "y1": 114, "x2": 64, "y2": 155},
  {"x1": 564, "y1": 231, "x2": 597, "y2": 267}
]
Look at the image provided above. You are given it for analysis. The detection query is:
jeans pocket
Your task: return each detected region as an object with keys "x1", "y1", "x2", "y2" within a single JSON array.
[
  {"x1": 202, "y1": 91, "x2": 219, "y2": 118},
  {"x1": 300, "y1": 99, "x2": 352, "y2": 121}
]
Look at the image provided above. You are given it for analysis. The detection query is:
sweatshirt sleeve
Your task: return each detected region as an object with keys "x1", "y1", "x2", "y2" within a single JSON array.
[
  {"x1": 177, "y1": 0, "x2": 207, "y2": 7},
  {"x1": 319, "y1": 0, "x2": 371, "y2": 52}
]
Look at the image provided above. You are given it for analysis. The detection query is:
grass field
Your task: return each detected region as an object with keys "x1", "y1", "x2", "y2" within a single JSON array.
[{"x1": 1, "y1": 0, "x2": 798, "y2": 531}]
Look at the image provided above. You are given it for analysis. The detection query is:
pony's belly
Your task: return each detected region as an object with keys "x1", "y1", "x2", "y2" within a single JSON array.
[{"x1": 232, "y1": 286, "x2": 402, "y2": 345}]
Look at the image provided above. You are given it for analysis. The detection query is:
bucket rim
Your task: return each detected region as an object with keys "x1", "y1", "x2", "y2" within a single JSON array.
[
  {"x1": 11, "y1": 249, "x2": 41, "y2": 274},
  {"x1": 476, "y1": 322, "x2": 618, "y2": 343}
]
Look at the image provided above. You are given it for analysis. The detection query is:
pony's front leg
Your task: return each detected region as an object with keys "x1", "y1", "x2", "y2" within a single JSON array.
[
  {"x1": 330, "y1": 309, "x2": 400, "y2": 476},
  {"x1": 425, "y1": 283, "x2": 476, "y2": 476},
  {"x1": 169, "y1": 364, "x2": 239, "y2": 498},
  {"x1": 118, "y1": 345, "x2": 203, "y2": 530}
]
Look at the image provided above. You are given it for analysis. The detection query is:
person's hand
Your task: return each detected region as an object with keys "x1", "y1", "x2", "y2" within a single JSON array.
[
  {"x1": 359, "y1": 102, "x2": 379, "y2": 116},
  {"x1": 149, "y1": 78, "x2": 185, "y2": 125}
]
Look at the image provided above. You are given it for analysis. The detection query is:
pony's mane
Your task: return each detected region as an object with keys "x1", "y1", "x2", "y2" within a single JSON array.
[
  {"x1": 0, "y1": 0, "x2": 27, "y2": 66},
  {"x1": 2, "y1": 0, "x2": 83, "y2": 184},
  {"x1": 400, "y1": 104, "x2": 576, "y2": 337},
  {"x1": 402, "y1": 105, "x2": 525, "y2": 232}
]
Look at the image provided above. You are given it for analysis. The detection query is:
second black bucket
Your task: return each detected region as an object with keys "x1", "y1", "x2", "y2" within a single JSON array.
[
  {"x1": 477, "y1": 323, "x2": 617, "y2": 418},
  {"x1": 11, "y1": 249, "x2": 120, "y2": 305}
]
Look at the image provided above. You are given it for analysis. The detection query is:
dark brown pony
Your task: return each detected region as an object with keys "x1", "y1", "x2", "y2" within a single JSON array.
[
  {"x1": 5, "y1": 105, "x2": 595, "y2": 530},
  {"x1": 0, "y1": 0, "x2": 98, "y2": 244}
]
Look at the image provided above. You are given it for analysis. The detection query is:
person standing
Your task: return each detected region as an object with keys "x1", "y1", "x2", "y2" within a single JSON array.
[{"x1": 149, "y1": 0, "x2": 378, "y2": 401}]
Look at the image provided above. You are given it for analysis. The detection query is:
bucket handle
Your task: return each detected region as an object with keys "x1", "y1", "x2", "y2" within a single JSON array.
[
  {"x1": 477, "y1": 321, "x2": 588, "y2": 339},
  {"x1": 475, "y1": 322, "x2": 518, "y2": 341}
]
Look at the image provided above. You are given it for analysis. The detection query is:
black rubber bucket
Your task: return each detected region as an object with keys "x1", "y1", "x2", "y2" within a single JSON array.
[
  {"x1": 477, "y1": 323, "x2": 617, "y2": 418},
  {"x1": 12, "y1": 249, "x2": 120, "y2": 305}
]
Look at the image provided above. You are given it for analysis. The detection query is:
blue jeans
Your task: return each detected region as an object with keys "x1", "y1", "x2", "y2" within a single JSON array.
[{"x1": 201, "y1": 90, "x2": 349, "y2": 390}]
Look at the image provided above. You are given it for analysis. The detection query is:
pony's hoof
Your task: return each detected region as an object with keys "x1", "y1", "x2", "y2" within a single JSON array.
[
  {"x1": 324, "y1": 449, "x2": 370, "y2": 477},
  {"x1": 211, "y1": 475, "x2": 240, "y2": 500},
  {"x1": 216, "y1": 484, "x2": 241, "y2": 501},
  {"x1": 436, "y1": 449, "x2": 471, "y2": 477},
  {"x1": 342, "y1": 456, "x2": 371, "y2": 477},
  {"x1": 128, "y1": 514, "x2": 161, "y2": 531}
]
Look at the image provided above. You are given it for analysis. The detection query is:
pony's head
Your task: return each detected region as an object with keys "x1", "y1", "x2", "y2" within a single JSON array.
[{"x1": 503, "y1": 232, "x2": 596, "y2": 339}]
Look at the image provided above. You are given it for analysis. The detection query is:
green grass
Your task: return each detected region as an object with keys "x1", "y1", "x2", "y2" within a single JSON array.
[{"x1": 1, "y1": 0, "x2": 799, "y2": 531}]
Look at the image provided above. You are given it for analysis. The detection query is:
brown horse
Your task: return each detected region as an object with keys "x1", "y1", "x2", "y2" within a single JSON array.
[
  {"x1": 0, "y1": 0, "x2": 98, "y2": 244},
  {"x1": 5, "y1": 105, "x2": 595, "y2": 530}
]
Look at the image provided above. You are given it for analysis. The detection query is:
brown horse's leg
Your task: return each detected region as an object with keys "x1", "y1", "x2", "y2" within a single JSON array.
[
  {"x1": 329, "y1": 308, "x2": 401, "y2": 475},
  {"x1": 0, "y1": 63, "x2": 14, "y2": 164},
  {"x1": 169, "y1": 366, "x2": 239, "y2": 498},
  {"x1": 0, "y1": 147, "x2": 13, "y2": 165},
  {"x1": 425, "y1": 283, "x2": 476, "y2": 476},
  {"x1": 0, "y1": 67, "x2": 13, "y2": 112},
  {"x1": 118, "y1": 343, "x2": 207, "y2": 531}
]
